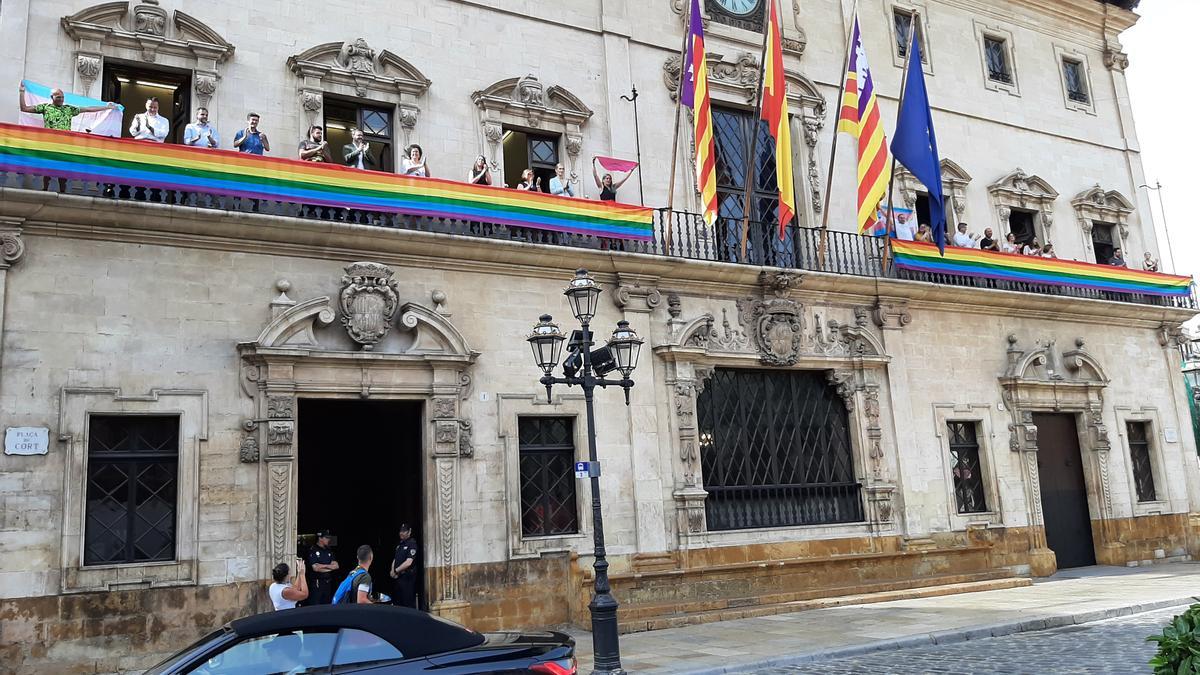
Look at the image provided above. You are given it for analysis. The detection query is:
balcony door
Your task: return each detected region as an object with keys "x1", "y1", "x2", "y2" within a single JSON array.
[
  {"x1": 102, "y1": 63, "x2": 191, "y2": 144},
  {"x1": 502, "y1": 128, "x2": 558, "y2": 192},
  {"x1": 324, "y1": 99, "x2": 394, "y2": 172}
]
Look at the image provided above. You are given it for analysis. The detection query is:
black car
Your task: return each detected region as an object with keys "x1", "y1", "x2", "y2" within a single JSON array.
[{"x1": 144, "y1": 604, "x2": 576, "y2": 674}]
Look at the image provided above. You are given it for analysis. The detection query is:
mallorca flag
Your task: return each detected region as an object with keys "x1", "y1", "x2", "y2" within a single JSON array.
[
  {"x1": 681, "y1": 0, "x2": 718, "y2": 226},
  {"x1": 761, "y1": 0, "x2": 795, "y2": 238},
  {"x1": 837, "y1": 15, "x2": 891, "y2": 235}
]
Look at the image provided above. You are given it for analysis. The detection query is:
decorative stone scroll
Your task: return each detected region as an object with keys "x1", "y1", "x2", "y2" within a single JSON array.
[{"x1": 988, "y1": 169, "x2": 1059, "y2": 241}]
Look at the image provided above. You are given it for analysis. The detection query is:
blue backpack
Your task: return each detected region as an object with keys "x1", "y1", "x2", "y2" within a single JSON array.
[{"x1": 332, "y1": 568, "x2": 367, "y2": 604}]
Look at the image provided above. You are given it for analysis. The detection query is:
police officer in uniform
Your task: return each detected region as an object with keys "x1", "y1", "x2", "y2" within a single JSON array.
[
  {"x1": 305, "y1": 530, "x2": 339, "y2": 605},
  {"x1": 389, "y1": 524, "x2": 419, "y2": 609}
]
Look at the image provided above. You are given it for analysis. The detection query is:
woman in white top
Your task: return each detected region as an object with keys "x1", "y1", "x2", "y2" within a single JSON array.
[
  {"x1": 1000, "y1": 233, "x2": 1020, "y2": 254},
  {"x1": 1022, "y1": 238, "x2": 1042, "y2": 256},
  {"x1": 402, "y1": 144, "x2": 429, "y2": 177},
  {"x1": 268, "y1": 560, "x2": 309, "y2": 611}
]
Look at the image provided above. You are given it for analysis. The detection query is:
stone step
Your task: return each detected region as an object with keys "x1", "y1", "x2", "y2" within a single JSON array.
[{"x1": 616, "y1": 570, "x2": 1030, "y2": 634}]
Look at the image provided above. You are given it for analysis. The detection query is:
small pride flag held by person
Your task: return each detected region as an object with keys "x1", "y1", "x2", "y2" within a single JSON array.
[
  {"x1": 760, "y1": 0, "x2": 795, "y2": 238},
  {"x1": 18, "y1": 80, "x2": 123, "y2": 138},
  {"x1": 837, "y1": 15, "x2": 890, "y2": 235},
  {"x1": 681, "y1": 0, "x2": 719, "y2": 226}
]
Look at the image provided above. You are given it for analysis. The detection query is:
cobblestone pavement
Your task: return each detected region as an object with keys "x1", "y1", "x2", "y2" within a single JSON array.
[{"x1": 742, "y1": 605, "x2": 1178, "y2": 674}]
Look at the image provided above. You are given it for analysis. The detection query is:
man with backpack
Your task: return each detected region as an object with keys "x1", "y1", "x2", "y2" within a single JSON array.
[{"x1": 333, "y1": 545, "x2": 376, "y2": 604}]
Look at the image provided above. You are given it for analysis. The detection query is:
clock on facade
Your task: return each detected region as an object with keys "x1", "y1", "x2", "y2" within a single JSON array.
[{"x1": 710, "y1": 0, "x2": 765, "y2": 32}]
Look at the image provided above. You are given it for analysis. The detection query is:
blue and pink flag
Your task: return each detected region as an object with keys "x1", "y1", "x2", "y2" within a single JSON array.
[{"x1": 18, "y1": 80, "x2": 124, "y2": 138}]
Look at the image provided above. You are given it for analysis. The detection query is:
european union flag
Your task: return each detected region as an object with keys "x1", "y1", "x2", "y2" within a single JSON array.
[{"x1": 890, "y1": 29, "x2": 946, "y2": 253}]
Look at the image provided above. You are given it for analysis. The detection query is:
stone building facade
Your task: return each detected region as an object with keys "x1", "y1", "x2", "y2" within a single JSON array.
[{"x1": 1, "y1": 0, "x2": 1196, "y2": 672}]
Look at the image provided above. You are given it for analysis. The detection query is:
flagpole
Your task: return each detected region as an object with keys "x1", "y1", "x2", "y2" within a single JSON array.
[
  {"x1": 817, "y1": 0, "x2": 860, "y2": 270},
  {"x1": 739, "y1": 2, "x2": 774, "y2": 261},
  {"x1": 882, "y1": 11, "x2": 918, "y2": 274},
  {"x1": 664, "y1": 0, "x2": 694, "y2": 255}
]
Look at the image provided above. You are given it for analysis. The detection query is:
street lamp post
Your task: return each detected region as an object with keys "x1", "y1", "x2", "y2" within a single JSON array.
[
  {"x1": 619, "y1": 85, "x2": 645, "y2": 206},
  {"x1": 526, "y1": 269, "x2": 642, "y2": 675}
]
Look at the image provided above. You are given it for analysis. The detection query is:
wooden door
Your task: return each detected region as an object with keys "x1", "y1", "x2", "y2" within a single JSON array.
[{"x1": 1033, "y1": 413, "x2": 1096, "y2": 568}]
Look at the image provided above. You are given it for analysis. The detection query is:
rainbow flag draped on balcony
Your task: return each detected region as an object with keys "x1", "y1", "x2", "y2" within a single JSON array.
[
  {"x1": 892, "y1": 240, "x2": 1193, "y2": 297},
  {"x1": 838, "y1": 14, "x2": 891, "y2": 236},
  {"x1": 0, "y1": 123, "x2": 654, "y2": 241}
]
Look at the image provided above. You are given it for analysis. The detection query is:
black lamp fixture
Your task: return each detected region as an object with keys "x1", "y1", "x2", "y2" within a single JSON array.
[{"x1": 525, "y1": 268, "x2": 640, "y2": 675}]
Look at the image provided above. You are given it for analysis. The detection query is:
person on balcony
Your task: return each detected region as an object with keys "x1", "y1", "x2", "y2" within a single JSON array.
[
  {"x1": 914, "y1": 223, "x2": 933, "y2": 243},
  {"x1": 549, "y1": 164, "x2": 574, "y2": 197},
  {"x1": 592, "y1": 158, "x2": 631, "y2": 202},
  {"x1": 233, "y1": 113, "x2": 270, "y2": 155},
  {"x1": 1110, "y1": 248, "x2": 1127, "y2": 267},
  {"x1": 18, "y1": 83, "x2": 116, "y2": 131},
  {"x1": 129, "y1": 97, "x2": 169, "y2": 143},
  {"x1": 342, "y1": 128, "x2": 375, "y2": 170},
  {"x1": 402, "y1": 144, "x2": 429, "y2": 177},
  {"x1": 951, "y1": 222, "x2": 977, "y2": 248},
  {"x1": 515, "y1": 169, "x2": 540, "y2": 191},
  {"x1": 468, "y1": 155, "x2": 492, "y2": 185},
  {"x1": 978, "y1": 228, "x2": 1000, "y2": 252},
  {"x1": 298, "y1": 125, "x2": 333, "y2": 163},
  {"x1": 1041, "y1": 243, "x2": 1057, "y2": 259},
  {"x1": 183, "y1": 107, "x2": 219, "y2": 149},
  {"x1": 1022, "y1": 238, "x2": 1042, "y2": 256},
  {"x1": 1001, "y1": 232, "x2": 1020, "y2": 254},
  {"x1": 1142, "y1": 252, "x2": 1159, "y2": 272}
]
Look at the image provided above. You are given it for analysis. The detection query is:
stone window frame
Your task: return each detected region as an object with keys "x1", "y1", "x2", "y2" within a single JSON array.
[
  {"x1": 1113, "y1": 406, "x2": 1171, "y2": 517},
  {"x1": 61, "y1": 3, "x2": 235, "y2": 112},
  {"x1": 987, "y1": 169, "x2": 1058, "y2": 245},
  {"x1": 932, "y1": 404, "x2": 1003, "y2": 529},
  {"x1": 1071, "y1": 185, "x2": 1134, "y2": 264},
  {"x1": 890, "y1": 1, "x2": 934, "y2": 75},
  {"x1": 496, "y1": 394, "x2": 591, "y2": 560},
  {"x1": 1053, "y1": 45, "x2": 1097, "y2": 115},
  {"x1": 893, "y1": 158, "x2": 972, "y2": 229},
  {"x1": 57, "y1": 387, "x2": 208, "y2": 593},
  {"x1": 973, "y1": 21, "x2": 1020, "y2": 97}
]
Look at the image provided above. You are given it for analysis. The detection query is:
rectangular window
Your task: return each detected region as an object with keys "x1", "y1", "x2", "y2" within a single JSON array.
[
  {"x1": 1007, "y1": 209, "x2": 1036, "y2": 245},
  {"x1": 1127, "y1": 421, "x2": 1157, "y2": 502},
  {"x1": 1063, "y1": 59, "x2": 1090, "y2": 104},
  {"x1": 893, "y1": 9, "x2": 927, "y2": 62},
  {"x1": 84, "y1": 415, "x2": 179, "y2": 565},
  {"x1": 1091, "y1": 222, "x2": 1116, "y2": 264},
  {"x1": 984, "y1": 36, "x2": 1012, "y2": 84},
  {"x1": 518, "y1": 416, "x2": 579, "y2": 537},
  {"x1": 947, "y1": 422, "x2": 988, "y2": 514},
  {"x1": 101, "y1": 64, "x2": 191, "y2": 145},
  {"x1": 324, "y1": 98, "x2": 394, "y2": 173}
]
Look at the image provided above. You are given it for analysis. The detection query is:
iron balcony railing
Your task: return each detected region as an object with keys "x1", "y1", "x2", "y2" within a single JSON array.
[
  {"x1": 1, "y1": 171, "x2": 1193, "y2": 310},
  {"x1": 704, "y1": 482, "x2": 865, "y2": 531}
]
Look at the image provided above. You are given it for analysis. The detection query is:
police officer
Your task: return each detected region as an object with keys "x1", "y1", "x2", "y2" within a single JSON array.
[
  {"x1": 305, "y1": 530, "x2": 339, "y2": 605},
  {"x1": 389, "y1": 524, "x2": 419, "y2": 609}
]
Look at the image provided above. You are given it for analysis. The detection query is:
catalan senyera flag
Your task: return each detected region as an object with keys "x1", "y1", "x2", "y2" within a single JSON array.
[
  {"x1": 681, "y1": 0, "x2": 718, "y2": 226},
  {"x1": 837, "y1": 15, "x2": 891, "y2": 235},
  {"x1": 761, "y1": 0, "x2": 794, "y2": 238}
]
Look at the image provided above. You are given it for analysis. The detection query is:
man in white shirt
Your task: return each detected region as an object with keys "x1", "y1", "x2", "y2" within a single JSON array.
[
  {"x1": 894, "y1": 212, "x2": 918, "y2": 241},
  {"x1": 951, "y1": 222, "x2": 976, "y2": 248},
  {"x1": 182, "y1": 107, "x2": 219, "y2": 148},
  {"x1": 549, "y1": 164, "x2": 574, "y2": 197},
  {"x1": 129, "y1": 96, "x2": 169, "y2": 142}
]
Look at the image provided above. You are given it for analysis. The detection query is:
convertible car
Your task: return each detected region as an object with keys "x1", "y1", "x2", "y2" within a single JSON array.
[{"x1": 144, "y1": 604, "x2": 576, "y2": 674}]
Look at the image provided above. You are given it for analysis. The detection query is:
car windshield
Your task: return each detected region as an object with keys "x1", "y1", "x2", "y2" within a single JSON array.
[{"x1": 142, "y1": 627, "x2": 228, "y2": 674}]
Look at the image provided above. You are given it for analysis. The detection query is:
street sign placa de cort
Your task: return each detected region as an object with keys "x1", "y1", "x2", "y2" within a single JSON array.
[{"x1": 5, "y1": 427, "x2": 49, "y2": 455}]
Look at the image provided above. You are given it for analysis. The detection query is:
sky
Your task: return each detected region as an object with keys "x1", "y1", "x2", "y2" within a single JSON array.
[{"x1": 1122, "y1": 3, "x2": 1199, "y2": 285}]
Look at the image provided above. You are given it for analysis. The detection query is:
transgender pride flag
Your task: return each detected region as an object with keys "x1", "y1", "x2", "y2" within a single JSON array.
[{"x1": 18, "y1": 80, "x2": 124, "y2": 138}]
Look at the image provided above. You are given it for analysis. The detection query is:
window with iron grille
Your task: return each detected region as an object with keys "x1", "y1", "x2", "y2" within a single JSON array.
[
  {"x1": 1127, "y1": 421, "x2": 1157, "y2": 502},
  {"x1": 946, "y1": 422, "x2": 988, "y2": 514},
  {"x1": 893, "y1": 9, "x2": 927, "y2": 62},
  {"x1": 518, "y1": 417, "x2": 579, "y2": 537},
  {"x1": 84, "y1": 415, "x2": 179, "y2": 565},
  {"x1": 1063, "y1": 59, "x2": 1090, "y2": 104},
  {"x1": 984, "y1": 36, "x2": 1012, "y2": 84},
  {"x1": 696, "y1": 369, "x2": 863, "y2": 531}
]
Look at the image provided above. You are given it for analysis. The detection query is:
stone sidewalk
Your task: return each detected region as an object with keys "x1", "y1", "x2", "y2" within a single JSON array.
[{"x1": 571, "y1": 563, "x2": 1200, "y2": 674}]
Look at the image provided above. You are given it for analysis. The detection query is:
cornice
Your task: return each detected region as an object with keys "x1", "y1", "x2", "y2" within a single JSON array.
[{"x1": 2, "y1": 188, "x2": 1190, "y2": 328}]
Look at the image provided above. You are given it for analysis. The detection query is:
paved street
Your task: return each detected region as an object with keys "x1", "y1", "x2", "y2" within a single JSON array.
[
  {"x1": 742, "y1": 605, "x2": 1177, "y2": 674},
  {"x1": 572, "y1": 563, "x2": 1200, "y2": 674}
]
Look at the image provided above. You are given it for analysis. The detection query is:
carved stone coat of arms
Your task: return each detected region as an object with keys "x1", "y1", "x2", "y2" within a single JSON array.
[{"x1": 339, "y1": 262, "x2": 400, "y2": 350}]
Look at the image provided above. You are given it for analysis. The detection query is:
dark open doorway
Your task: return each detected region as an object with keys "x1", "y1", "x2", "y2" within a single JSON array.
[
  {"x1": 101, "y1": 61, "x2": 190, "y2": 144},
  {"x1": 502, "y1": 128, "x2": 559, "y2": 190},
  {"x1": 297, "y1": 399, "x2": 425, "y2": 607},
  {"x1": 1033, "y1": 413, "x2": 1097, "y2": 569}
]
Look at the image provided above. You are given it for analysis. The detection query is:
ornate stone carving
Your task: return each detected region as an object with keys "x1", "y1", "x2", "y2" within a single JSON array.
[
  {"x1": 516, "y1": 74, "x2": 545, "y2": 105},
  {"x1": 482, "y1": 121, "x2": 503, "y2": 143},
  {"x1": 711, "y1": 308, "x2": 749, "y2": 351},
  {"x1": 864, "y1": 385, "x2": 884, "y2": 479},
  {"x1": 1086, "y1": 408, "x2": 1111, "y2": 452},
  {"x1": 268, "y1": 421, "x2": 294, "y2": 446},
  {"x1": 339, "y1": 262, "x2": 401, "y2": 350},
  {"x1": 239, "y1": 436, "x2": 259, "y2": 463},
  {"x1": 301, "y1": 90, "x2": 323, "y2": 112},
  {"x1": 76, "y1": 55, "x2": 101, "y2": 93},
  {"x1": 1104, "y1": 48, "x2": 1129, "y2": 72},
  {"x1": 1025, "y1": 451, "x2": 1043, "y2": 526},
  {"x1": 1072, "y1": 185, "x2": 1134, "y2": 254},
  {"x1": 435, "y1": 420, "x2": 458, "y2": 445},
  {"x1": 667, "y1": 292, "x2": 682, "y2": 319},
  {"x1": 826, "y1": 370, "x2": 856, "y2": 412},
  {"x1": 1009, "y1": 411, "x2": 1038, "y2": 453},
  {"x1": 613, "y1": 280, "x2": 662, "y2": 312},
  {"x1": 193, "y1": 72, "x2": 217, "y2": 107},
  {"x1": 674, "y1": 382, "x2": 696, "y2": 430},
  {"x1": 742, "y1": 295, "x2": 805, "y2": 366},
  {"x1": 133, "y1": 1, "x2": 167, "y2": 36},
  {"x1": 565, "y1": 133, "x2": 583, "y2": 158},
  {"x1": 267, "y1": 396, "x2": 294, "y2": 419},
  {"x1": 338, "y1": 37, "x2": 376, "y2": 74},
  {"x1": 269, "y1": 462, "x2": 291, "y2": 566},
  {"x1": 436, "y1": 459, "x2": 456, "y2": 592},
  {"x1": 895, "y1": 159, "x2": 971, "y2": 222},
  {"x1": 458, "y1": 420, "x2": 473, "y2": 457},
  {"x1": 871, "y1": 300, "x2": 911, "y2": 330},
  {"x1": 0, "y1": 230, "x2": 25, "y2": 268},
  {"x1": 432, "y1": 397, "x2": 456, "y2": 419},
  {"x1": 989, "y1": 169, "x2": 1058, "y2": 239}
]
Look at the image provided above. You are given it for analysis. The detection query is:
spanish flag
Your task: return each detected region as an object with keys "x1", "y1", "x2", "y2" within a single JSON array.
[
  {"x1": 761, "y1": 0, "x2": 795, "y2": 238},
  {"x1": 681, "y1": 0, "x2": 718, "y2": 226},
  {"x1": 837, "y1": 14, "x2": 891, "y2": 235}
]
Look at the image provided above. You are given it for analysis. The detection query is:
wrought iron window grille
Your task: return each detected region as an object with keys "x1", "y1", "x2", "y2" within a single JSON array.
[
  {"x1": 518, "y1": 416, "x2": 580, "y2": 537},
  {"x1": 947, "y1": 421, "x2": 988, "y2": 514},
  {"x1": 1127, "y1": 421, "x2": 1157, "y2": 502}
]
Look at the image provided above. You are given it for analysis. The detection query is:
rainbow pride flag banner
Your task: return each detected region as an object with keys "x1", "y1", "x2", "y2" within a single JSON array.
[
  {"x1": 0, "y1": 123, "x2": 654, "y2": 241},
  {"x1": 892, "y1": 239, "x2": 1193, "y2": 297}
]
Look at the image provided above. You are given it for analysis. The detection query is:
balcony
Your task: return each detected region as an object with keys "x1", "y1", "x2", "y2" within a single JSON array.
[{"x1": 0, "y1": 124, "x2": 1192, "y2": 311}]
